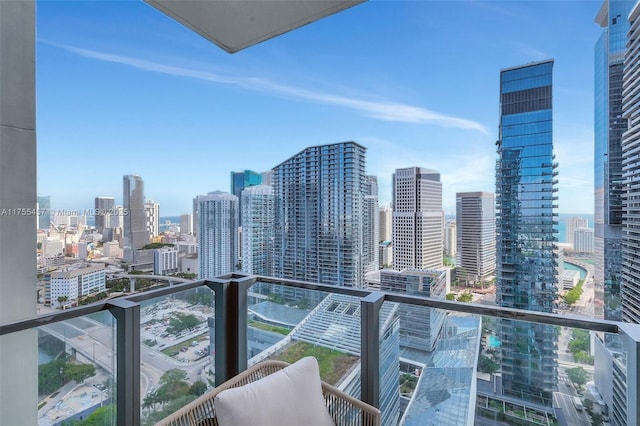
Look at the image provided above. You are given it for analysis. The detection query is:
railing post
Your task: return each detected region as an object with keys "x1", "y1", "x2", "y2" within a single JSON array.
[
  {"x1": 211, "y1": 275, "x2": 256, "y2": 385},
  {"x1": 619, "y1": 322, "x2": 640, "y2": 426},
  {"x1": 108, "y1": 299, "x2": 140, "y2": 426},
  {"x1": 361, "y1": 291, "x2": 385, "y2": 409}
]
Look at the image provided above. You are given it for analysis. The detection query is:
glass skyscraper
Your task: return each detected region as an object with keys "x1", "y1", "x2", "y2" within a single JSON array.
[
  {"x1": 123, "y1": 174, "x2": 148, "y2": 262},
  {"x1": 621, "y1": 0, "x2": 640, "y2": 324},
  {"x1": 231, "y1": 169, "x2": 262, "y2": 226},
  {"x1": 241, "y1": 185, "x2": 274, "y2": 276},
  {"x1": 36, "y1": 195, "x2": 50, "y2": 230},
  {"x1": 594, "y1": 0, "x2": 635, "y2": 322},
  {"x1": 272, "y1": 141, "x2": 367, "y2": 288},
  {"x1": 495, "y1": 60, "x2": 558, "y2": 404}
]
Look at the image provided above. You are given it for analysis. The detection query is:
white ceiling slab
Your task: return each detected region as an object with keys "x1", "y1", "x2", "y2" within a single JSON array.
[{"x1": 144, "y1": 0, "x2": 365, "y2": 53}]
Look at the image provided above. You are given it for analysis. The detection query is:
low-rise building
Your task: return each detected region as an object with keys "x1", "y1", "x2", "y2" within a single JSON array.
[
  {"x1": 154, "y1": 247, "x2": 179, "y2": 275},
  {"x1": 44, "y1": 264, "x2": 106, "y2": 308}
]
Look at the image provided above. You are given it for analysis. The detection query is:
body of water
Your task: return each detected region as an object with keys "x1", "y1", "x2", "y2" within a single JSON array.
[{"x1": 564, "y1": 262, "x2": 587, "y2": 280}]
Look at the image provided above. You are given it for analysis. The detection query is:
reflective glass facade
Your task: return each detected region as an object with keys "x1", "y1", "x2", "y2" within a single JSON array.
[
  {"x1": 230, "y1": 170, "x2": 262, "y2": 226},
  {"x1": 594, "y1": 0, "x2": 635, "y2": 322},
  {"x1": 272, "y1": 142, "x2": 367, "y2": 287},
  {"x1": 241, "y1": 185, "x2": 275, "y2": 276},
  {"x1": 496, "y1": 60, "x2": 558, "y2": 404},
  {"x1": 122, "y1": 175, "x2": 148, "y2": 261},
  {"x1": 622, "y1": 2, "x2": 640, "y2": 323}
]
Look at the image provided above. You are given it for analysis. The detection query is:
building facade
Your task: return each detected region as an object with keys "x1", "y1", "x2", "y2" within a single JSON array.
[
  {"x1": 455, "y1": 192, "x2": 496, "y2": 285},
  {"x1": 153, "y1": 247, "x2": 179, "y2": 275},
  {"x1": 379, "y1": 268, "x2": 449, "y2": 352},
  {"x1": 144, "y1": 200, "x2": 160, "y2": 240},
  {"x1": 444, "y1": 221, "x2": 456, "y2": 257},
  {"x1": 392, "y1": 167, "x2": 443, "y2": 270},
  {"x1": 621, "y1": 0, "x2": 640, "y2": 324},
  {"x1": 44, "y1": 264, "x2": 106, "y2": 308},
  {"x1": 123, "y1": 175, "x2": 148, "y2": 261},
  {"x1": 241, "y1": 185, "x2": 274, "y2": 276},
  {"x1": 37, "y1": 195, "x2": 50, "y2": 230},
  {"x1": 272, "y1": 141, "x2": 367, "y2": 287},
  {"x1": 196, "y1": 191, "x2": 239, "y2": 279},
  {"x1": 231, "y1": 170, "x2": 262, "y2": 226},
  {"x1": 496, "y1": 60, "x2": 558, "y2": 404},
  {"x1": 94, "y1": 196, "x2": 114, "y2": 234},
  {"x1": 574, "y1": 227, "x2": 595, "y2": 252},
  {"x1": 363, "y1": 176, "x2": 380, "y2": 274},
  {"x1": 379, "y1": 206, "x2": 392, "y2": 242},
  {"x1": 567, "y1": 216, "x2": 589, "y2": 246},
  {"x1": 595, "y1": 0, "x2": 636, "y2": 321},
  {"x1": 180, "y1": 213, "x2": 193, "y2": 235}
]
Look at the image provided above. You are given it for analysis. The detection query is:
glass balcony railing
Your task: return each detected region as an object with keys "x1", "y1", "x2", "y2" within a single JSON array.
[{"x1": 1, "y1": 274, "x2": 638, "y2": 426}]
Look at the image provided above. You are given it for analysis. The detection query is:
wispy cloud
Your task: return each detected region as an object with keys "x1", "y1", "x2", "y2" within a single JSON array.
[
  {"x1": 46, "y1": 42, "x2": 489, "y2": 134},
  {"x1": 509, "y1": 41, "x2": 550, "y2": 62}
]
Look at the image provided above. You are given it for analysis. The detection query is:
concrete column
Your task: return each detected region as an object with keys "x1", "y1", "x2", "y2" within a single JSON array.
[
  {"x1": 0, "y1": 1, "x2": 37, "y2": 425},
  {"x1": 619, "y1": 323, "x2": 640, "y2": 425}
]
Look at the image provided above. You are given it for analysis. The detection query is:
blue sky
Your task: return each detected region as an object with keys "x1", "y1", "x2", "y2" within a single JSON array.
[{"x1": 37, "y1": 1, "x2": 600, "y2": 216}]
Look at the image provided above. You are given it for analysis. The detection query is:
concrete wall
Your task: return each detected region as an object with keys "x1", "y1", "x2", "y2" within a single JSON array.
[{"x1": 0, "y1": 1, "x2": 38, "y2": 424}]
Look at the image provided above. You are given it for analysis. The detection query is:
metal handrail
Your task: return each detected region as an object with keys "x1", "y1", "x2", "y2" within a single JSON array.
[
  {"x1": 1, "y1": 273, "x2": 635, "y2": 425},
  {"x1": 1, "y1": 274, "x2": 620, "y2": 336}
]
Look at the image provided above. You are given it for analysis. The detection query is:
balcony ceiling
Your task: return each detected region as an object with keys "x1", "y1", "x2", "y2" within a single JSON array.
[{"x1": 144, "y1": 0, "x2": 365, "y2": 53}]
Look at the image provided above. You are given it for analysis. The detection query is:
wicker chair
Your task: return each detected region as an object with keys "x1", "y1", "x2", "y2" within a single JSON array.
[{"x1": 155, "y1": 360, "x2": 381, "y2": 426}]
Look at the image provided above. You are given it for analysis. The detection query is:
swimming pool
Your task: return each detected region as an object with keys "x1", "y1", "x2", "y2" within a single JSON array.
[{"x1": 488, "y1": 335, "x2": 501, "y2": 348}]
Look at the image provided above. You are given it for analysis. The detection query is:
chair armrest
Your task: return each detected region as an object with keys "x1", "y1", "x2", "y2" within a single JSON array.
[
  {"x1": 322, "y1": 381, "x2": 381, "y2": 426},
  {"x1": 155, "y1": 361, "x2": 290, "y2": 425}
]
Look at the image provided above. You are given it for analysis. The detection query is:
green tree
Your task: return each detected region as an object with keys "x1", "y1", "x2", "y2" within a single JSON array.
[
  {"x1": 457, "y1": 292, "x2": 473, "y2": 303},
  {"x1": 478, "y1": 354, "x2": 499, "y2": 375},
  {"x1": 445, "y1": 293, "x2": 456, "y2": 301},
  {"x1": 57, "y1": 295, "x2": 69, "y2": 308},
  {"x1": 166, "y1": 313, "x2": 200, "y2": 334},
  {"x1": 189, "y1": 380, "x2": 207, "y2": 396},
  {"x1": 566, "y1": 366, "x2": 588, "y2": 389},
  {"x1": 569, "y1": 338, "x2": 589, "y2": 353},
  {"x1": 38, "y1": 359, "x2": 68, "y2": 395},
  {"x1": 65, "y1": 363, "x2": 96, "y2": 383}
]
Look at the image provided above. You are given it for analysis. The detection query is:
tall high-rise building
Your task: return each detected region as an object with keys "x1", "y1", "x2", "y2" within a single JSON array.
[
  {"x1": 230, "y1": 170, "x2": 262, "y2": 226},
  {"x1": 363, "y1": 176, "x2": 380, "y2": 274},
  {"x1": 443, "y1": 221, "x2": 456, "y2": 257},
  {"x1": 37, "y1": 195, "x2": 50, "y2": 230},
  {"x1": 456, "y1": 192, "x2": 496, "y2": 286},
  {"x1": 567, "y1": 216, "x2": 589, "y2": 246},
  {"x1": 196, "y1": 191, "x2": 239, "y2": 279},
  {"x1": 392, "y1": 167, "x2": 443, "y2": 270},
  {"x1": 496, "y1": 60, "x2": 558, "y2": 404},
  {"x1": 123, "y1": 175, "x2": 148, "y2": 261},
  {"x1": 273, "y1": 141, "x2": 366, "y2": 287},
  {"x1": 379, "y1": 206, "x2": 392, "y2": 242},
  {"x1": 144, "y1": 200, "x2": 160, "y2": 240},
  {"x1": 574, "y1": 227, "x2": 595, "y2": 253},
  {"x1": 180, "y1": 213, "x2": 193, "y2": 235},
  {"x1": 595, "y1": 0, "x2": 636, "y2": 321},
  {"x1": 241, "y1": 185, "x2": 274, "y2": 276},
  {"x1": 94, "y1": 196, "x2": 114, "y2": 233},
  {"x1": 622, "y1": 0, "x2": 640, "y2": 324}
]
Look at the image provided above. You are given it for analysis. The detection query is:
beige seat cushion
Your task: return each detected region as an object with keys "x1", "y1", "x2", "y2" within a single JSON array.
[{"x1": 214, "y1": 357, "x2": 335, "y2": 426}]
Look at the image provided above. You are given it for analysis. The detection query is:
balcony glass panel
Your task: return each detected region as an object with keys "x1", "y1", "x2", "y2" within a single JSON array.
[
  {"x1": 36, "y1": 312, "x2": 116, "y2": 425},
  {"x1": 139, "y1": 287, "x2": 215, "y2": 425},
  {"x1": 248, "y1": 281, "x2": 361, "y2": 397}
]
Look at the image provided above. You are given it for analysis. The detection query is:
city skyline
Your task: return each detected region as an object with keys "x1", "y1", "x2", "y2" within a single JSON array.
[{"x1": 36, "y1": 1, "x2": 600, "y2": 216}]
